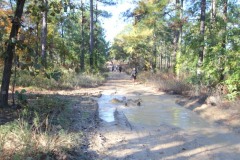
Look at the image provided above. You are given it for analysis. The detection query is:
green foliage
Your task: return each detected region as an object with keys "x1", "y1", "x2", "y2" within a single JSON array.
[
  {"x1": 14, "y1": 66, "x2": 106, "y2": 90},
  {"x1": 225, "y1": 67, "x2": 240, "y2": 100},
  {"x1": 15, "y1": 89, "x2": 27, "y2": 105},
  {"x1": 111, "y1": 0, "x2": 240, "y2": 99},
  {"x1": 45, "y1": 69, "x2": 62, "y2": 81},
  {"x1": 60, "y1": 72, "x2": 105, "y2": 88}
]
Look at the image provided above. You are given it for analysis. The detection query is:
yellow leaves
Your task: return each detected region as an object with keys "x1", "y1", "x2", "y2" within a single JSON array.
[
  {"x1": 0, "y1": 8, "x2": 13, "y2": 36},
  {"x1": 148, "y1": 0, "x2": 157, "y2": 4},
  {"x1": 126, "y1": 46, "x2": 134, "y2": 53},
  {"x1": 48, "y1": 24, "x2": 56, "y2": 36},
  {"x1": 140, "y1": 28, "x2": 153, "y2": 37},
  {"x1": 0, "y1": 20, "x2": 5, "y2": 26},
  {"x1": 132, "y1": 26, "x2": 153, "y2": 38},
  {"x1": 15, "y1": 46, "x2": 27, "y2": 57}
]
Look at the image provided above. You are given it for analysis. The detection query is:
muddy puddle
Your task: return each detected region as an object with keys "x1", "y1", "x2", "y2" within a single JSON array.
[
  {"x1": 98, "y1": 94, "x2": 122, "y2": 122},
  {"x1": 98, "y1": 94, "x2": 214, "y2": 130}
]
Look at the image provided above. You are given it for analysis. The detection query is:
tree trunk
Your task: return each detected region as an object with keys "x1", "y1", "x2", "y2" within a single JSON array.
[
  {"x1": 94, "y1": 1, "x2": 98, "y2": 68},
  {"x1": 165, "y1": 51, "x2": 168, "y2": 69},
  {"x1": 41, "y1": 0, "x2": 48, "y2": 67},
  {"x1": 152, "y1": 30, "x2": 157, "y2": 70},
  {"x1": 35, "y1": 22, "x2": 39, "y2": 63},
  {"x1": 80, "y1": 0, "x2": 85, "y2": 71},
  {"x1": 152, "y1": 44, "x2": 157, "y2": 70},
  {"x1": 196, "y1": 0, "x2": 206, "y2": 95},
  {"x1": 160, "y1": 53, "x2": 163, "y2": 70},
  {"x1": 89, "y1": 0, "x2": 94, "y2": 68},
  {"x1": 0, "y1": 0, "x2": 26, "y2": 107},
  {"x1": 219, "y1": 0, "x2": 228, "y2": 81},
  {"x1": 176, "y1": 0, "x2": 183, "y2": 78},
  {"x1": 209, "y1": 0, "x2": 217, "y2": 48},
  {"x1": 211, "y1": 0, "x2": 216, "y2": 24},
  {"x1": 173, "y1": 0, "x2": 180, "y2": 74}
]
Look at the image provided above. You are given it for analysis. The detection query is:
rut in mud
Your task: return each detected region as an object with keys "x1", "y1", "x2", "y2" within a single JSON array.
[{"x1": 88, "y1": 72, "x2": 240, "y2": 160}]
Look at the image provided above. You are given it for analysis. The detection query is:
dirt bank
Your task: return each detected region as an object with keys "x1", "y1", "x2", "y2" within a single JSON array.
[{"x1": 176, "y1": 95, "x2": 240, "y2": 134}]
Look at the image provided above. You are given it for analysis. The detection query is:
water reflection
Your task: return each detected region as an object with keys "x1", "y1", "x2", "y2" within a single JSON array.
[
  {"x1": 98, "y1": 94, "x2": 213, "y2": 130},
  {"x1": 124, "y1": 95, "x2": 212, "y2": 129},
  {"x1": 98, "y1": 94, "x2": 122, "y2": 122}
]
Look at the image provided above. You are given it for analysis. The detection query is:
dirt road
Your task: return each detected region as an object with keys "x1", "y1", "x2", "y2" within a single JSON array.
[{"x1": 86, "y1": 72, "x2": 240, "y2": 160}]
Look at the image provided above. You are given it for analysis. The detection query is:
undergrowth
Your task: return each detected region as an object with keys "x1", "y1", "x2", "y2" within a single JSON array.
[
  {"x1": 138, "y1": 71, "x2": 239, "y2": 108},
  {"x1": 0, "y1": 95, "x2": 81, "y2": 160},
  {"x1": 138, "y1": 71, "x2": 192, "y2": 95},
  {"x1": 14, "y1": 69, "x2": 106, "y2": 90}
]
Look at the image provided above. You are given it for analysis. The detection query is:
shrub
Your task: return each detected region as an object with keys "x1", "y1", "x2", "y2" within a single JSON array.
[
  {"x1": 14, "y1": 68, "x2": 106, "y2": 90},
  {"x1": 138, "y1": 71, "x2": 192, "y2": 95}
]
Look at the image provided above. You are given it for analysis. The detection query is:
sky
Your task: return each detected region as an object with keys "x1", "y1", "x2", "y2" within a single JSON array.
[{"x1": 99, "y1": 1, "x2": 136, "y2": 43}]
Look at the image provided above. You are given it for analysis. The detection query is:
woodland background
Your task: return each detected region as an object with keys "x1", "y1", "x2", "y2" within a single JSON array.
[{"x1": 0, "y1": 0, "x2": 239, "y2": 159}]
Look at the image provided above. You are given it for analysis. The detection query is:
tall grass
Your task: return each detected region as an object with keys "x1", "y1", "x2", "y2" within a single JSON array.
[
  {"x1": 138, "y1": 71, "x2": 238, "y2": 107},
  {"x1": 138, "y1": 71, "x2": 192, "y2": 95},
  {"x1": 0, "y1": 120, "x2": 78, "y2": 160},
  {"x1": 0, "y1": 95, "x2": 81, "y2": 159}
]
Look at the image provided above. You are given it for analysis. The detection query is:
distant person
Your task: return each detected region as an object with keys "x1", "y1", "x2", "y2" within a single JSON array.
[
  {"x1": 131, "y1": 67, "x2": 137, "y2": 83},
  {"x1": 119, "y1": 66, "x2": 122, "y2": 73}
]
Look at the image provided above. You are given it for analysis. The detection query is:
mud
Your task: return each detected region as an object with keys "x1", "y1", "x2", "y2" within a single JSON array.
[
  {"x1": 88, "y1": 72, "x2": 240, "y2": 160},
  {"x1": 26, "y1": 72, "x2": 240, "y2": 159}
]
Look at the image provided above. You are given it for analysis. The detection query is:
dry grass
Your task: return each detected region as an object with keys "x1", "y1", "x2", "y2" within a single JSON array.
[
  {"x1": 0, "y1": 119, "x2": 79, "y2": 159},
  {"x1": 138, "y1": 71, "x2": 192, "y2": 95},
  {"x1": 0, "y1": 95, "x2": 81, "y2": 159}
]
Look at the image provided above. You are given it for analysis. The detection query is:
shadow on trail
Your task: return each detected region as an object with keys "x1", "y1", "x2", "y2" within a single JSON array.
[{"x1": 97, "y1": 124, "x2": 240, "y2": 160}]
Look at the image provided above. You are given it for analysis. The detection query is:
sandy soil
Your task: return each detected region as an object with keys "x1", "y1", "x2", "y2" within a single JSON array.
[
  {"x1": 20, "y1": 71, "x2": 240, "y2": 159},
  {"x1": 176, "y1": 96, "x2": 240, "y2": 134},
  {"x1": 86, "y1": 72, "x2": 240, "y2": 160}
]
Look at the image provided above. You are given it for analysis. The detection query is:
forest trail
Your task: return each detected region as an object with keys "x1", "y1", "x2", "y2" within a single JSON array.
[{"x1": 88, "y1": 72, "x2": 240, "y2": 160}]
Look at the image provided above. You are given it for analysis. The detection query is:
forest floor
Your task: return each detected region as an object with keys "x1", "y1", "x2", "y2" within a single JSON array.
[{"x1": 7, "y1": 71, "x2": 240, "y2": 159}]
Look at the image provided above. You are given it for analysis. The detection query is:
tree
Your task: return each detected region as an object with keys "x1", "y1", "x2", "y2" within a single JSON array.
[
  {"x1": 111, "y1": 0, "x2": 239, "y2": 98},
  {"x1": 89, "y1": 0, "x2": 94, "y2": 67},
  {"x1": 0, "y1": 1, "x2": 13, "y2": 56},
  {"x1": 219, "y1": 0, "x2": 228, "y2": 81},
  {"x1": 196, "y1": 0, "x2": 206, "y2": 94},
  {"x1": 80, "y1": 0, "x2": 85, "y2": 71},
  {"x1": 41, "y1": 0, "x2": 48, "y2": 67},
  {"x1": 0, "y1": 0, "x2": 26, "y2": 107},
  {"x1": 175, "y1": 0, "x2": 184, "y2": 78}
]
